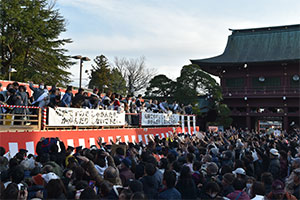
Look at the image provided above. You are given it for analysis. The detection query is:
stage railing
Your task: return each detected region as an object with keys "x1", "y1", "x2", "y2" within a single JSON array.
[
  {"x1": 0, "y1": 106, "x2": 196, "y2": 133},
  {"x1": 0, "y1": 105, "x2": 42, "y2": 131}
]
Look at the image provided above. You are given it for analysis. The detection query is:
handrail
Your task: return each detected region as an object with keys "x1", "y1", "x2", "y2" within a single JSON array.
[
  {"x1": 0, "y1": 105, "x2": 42, "y2": 131},
  {"x1": 0, "y1": 105, "x2": 196, "y2": 131}
]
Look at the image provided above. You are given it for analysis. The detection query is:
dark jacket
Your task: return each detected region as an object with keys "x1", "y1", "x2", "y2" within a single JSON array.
[
  {"x1": 175, "y1": 178, "x2": 198, "y2": 199},
  {"x1": 222, "y1": 185, "x2": 235, "y2": 197},
  {"x1": 268, "y1": 158, "x2": 280, "y2": 178},
  {"x1": 158, "y1": 187, "x2": 182, "y2": 200},
  {"x1": 140, "y1": 175, "x2": 159, "y2": 200},
  {"x1": 119, "y1": 167, "x2": 134, "y2": 186}
]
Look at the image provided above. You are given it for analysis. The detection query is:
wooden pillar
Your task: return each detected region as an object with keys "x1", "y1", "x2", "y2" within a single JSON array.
[
  {"x1": 246, "y1": 107, "x2": 251, "y2": 130},
  {"x1": 283, "y1": 107, "x2": 288, "y2": 131}
]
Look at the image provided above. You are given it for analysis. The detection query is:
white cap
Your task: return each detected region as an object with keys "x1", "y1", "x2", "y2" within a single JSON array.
[
  {"x1": 232, "y1": 168, "x2": 246, "y2": 176},
  {"x1": 270, "y1": 148, "x2": 279, "y2": 156},
  {"x1": 42, "y1": 172, "x2": 59, "y2": 183}
]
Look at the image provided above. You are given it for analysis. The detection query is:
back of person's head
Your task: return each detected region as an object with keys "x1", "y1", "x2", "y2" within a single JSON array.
[
  {"x1": 11, "y1": 165, "x2": 24, "y2": 184},
  {"x1": 159, "y1": 158, "x2": 169, "y2": 170},
  {"x1": 204, "y1": 181, "x2": 220, "y2": 196},
  {"x1": 42, "y1": 164, "x2": 54, "y2": 174},
  {"x1": 128, "y1": 180, "x2": 143, "y2": 193},
  {"x1": 180, "y1": 165, "x2": 192, "y2": 179},
  {"x1": 193, "y1": 161, "x2": 201, "y2": 171},
  {"x1": 145, "y1": 163, "x2": 156, "y2": 176},
  {"x1": 261, "y1": 172, "x2": 273, "y2": 185},
  {"x1": 163, "y1": 170, "x2": 176, "y2": 188},
  {"x1": 172, "y1": 160, "x2": 182, "y2": 173},
  {"x1": 12, "y1": 81, "x2": 19, "y2": 88},
  {"x1": 141, "y1": 151, "x2": 151, "y2": 162},
  {"x1": 67, "y1": 85, "x2": 73, "y2": 92},
  {"x1": 8, "y1": 158, "x2": 18, "y2": 169},
  {"x1": 119, "y1": 188, "x2": 132, "y2": 200},
  {"x1": 39, "y1": 153, "x2": 50, "y2": 164},
  {"x1": 167, "y1": 152, "x2": 176, "y2": 163},
  {"x1": 1, "y1": 183, "x2": 19, "y2": 199},
  {"x1": 252, "y1": 181, "x2": 265, "y2": 196},
  {"x1": 220, "y1": 165, "x2": 233, "y2": 175},
  {"x1": 104, "y1": 166, "x2": 120, "y2": 185},
  {"x1": 147, "y1": 156, "x2": 158, "y2": 167},
  {"x1": 99, "y1": 181, "x2": 112, "y2": 197},
  {"x1": 80, "y1": 186, "x2": 97, "y2": 199},
  {"x1": 46, "y1": 179, "x2": 66, "y2": 199},
  {"x1": 116, "y1": 147, "x2": 125, "y2": 156},
  {"x1": 207, "y1": 162, "x2": 219, "y2": 176},
  {"x1": 233, "y1": 178, "x2": 246, "y2": 191},
  {"x1": 78, "y1": 88, "x2": 84, "y2": 94},
  {"x1": 50, "y1": 143, "x2": 58, "y2": 153},
  {"x1": 131, "y1": 192, "x2": 146, "y2": 200},
  {"x1": 74, "y1": 166, "x2": 85, "y2": 181},
  {"x1": 223, "y1": 173, "x2": 235, "y2": 185}
]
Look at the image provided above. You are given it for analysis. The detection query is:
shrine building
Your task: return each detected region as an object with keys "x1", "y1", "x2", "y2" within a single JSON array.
[{"x1": 191, "y1": 24, "x2": 300, "y2": 131}]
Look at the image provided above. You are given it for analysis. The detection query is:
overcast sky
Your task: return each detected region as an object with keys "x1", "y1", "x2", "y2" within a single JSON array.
[{"x1": 56, "y1": 0, "x2": 300, "y2": 87}]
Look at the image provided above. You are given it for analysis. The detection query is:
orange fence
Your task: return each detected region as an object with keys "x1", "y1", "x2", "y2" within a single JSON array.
[{"x1": 0, "y1": 126, "x2": 199, "y2": 157}]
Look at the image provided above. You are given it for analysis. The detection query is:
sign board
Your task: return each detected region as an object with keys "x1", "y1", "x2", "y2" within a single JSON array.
[
  {"x1": 208, "y1": 126, "x2": 219, "y2": 133},
  {"x1": 141, "y1": 112, "x2": 180, "y2": 126},
  {"x1": 48, "y1": 107, "x2": 125, "y2": 126}
]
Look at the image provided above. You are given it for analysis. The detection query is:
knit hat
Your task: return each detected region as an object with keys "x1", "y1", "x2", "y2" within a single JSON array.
[
  {"x1": 122, "y1": 158, "x2": 132, "y2": 168},
  {"x1": 32, "y1": 174, "x2": 44, "y2": 186},
  {"x1": 272, "y1": 180, "x2": 285, "y2": 194}
]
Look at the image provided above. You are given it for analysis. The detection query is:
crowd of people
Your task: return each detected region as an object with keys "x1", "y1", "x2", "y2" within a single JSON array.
[
  {"x1": 0, "y1": 81, "x2": 192, "y2": 115},
  {"x1": 0, "y1": 127, "x2": 300, "y2": 200}
]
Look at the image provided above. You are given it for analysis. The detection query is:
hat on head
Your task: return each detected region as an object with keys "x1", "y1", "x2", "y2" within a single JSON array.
[
  {"x1": 122, "y1": 158, "x2": 132, "y2": 168},
  {"x1": 270, "y1": 148, "x2": 279, "y2": 156},
  {"x1": 232, "y1": 168, "x2": 246, "y2": 176},
  {"x1": 42, "y1": 172, "x2": 59, "y2": 183},
  {"x1": 32, "y1": 174, "x2": 44, "y2": 186},
  {"x1": 272, "y1": 180, "x2": 285, "y2": 194}
]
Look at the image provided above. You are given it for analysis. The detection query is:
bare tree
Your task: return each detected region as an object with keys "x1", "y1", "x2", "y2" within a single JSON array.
[{"x1": 114, "y1": 56, "x2": 156, "y2": 96}]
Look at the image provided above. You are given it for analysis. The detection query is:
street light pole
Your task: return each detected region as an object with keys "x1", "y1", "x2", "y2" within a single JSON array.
[
  {"x1": 72, "y1": 55, "x2": 90, "y2": 88},
  {"x1": 79, "y1": 59, "x2": 83, "y2": 89}
]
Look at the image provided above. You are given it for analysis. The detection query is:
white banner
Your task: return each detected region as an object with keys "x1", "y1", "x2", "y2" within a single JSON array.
[
  {"x1": 48, "y1": 107, "x2": 125, "y2": 126},
  {"x1": 141, "y1": 112, "x2": 180, "y2": 126}
]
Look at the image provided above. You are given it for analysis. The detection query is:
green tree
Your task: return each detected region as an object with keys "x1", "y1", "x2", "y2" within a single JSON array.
[
  {"x1": 109, "y1": 68, "x2": 127, "y2": 95},
  {"x1": 215, "y1": 104, "x2": 233, "y2": 128},
  {"x1": 88, "y1": 55, "x2": 111, "y2": 91},
  {"x1": 145, "y1": 74, "x2": 176, "y2": 98},
  {"x1": 88, "y1": 55, "x2": 127, "y2": 95},
  {"x1": 0, "y1": 0, "x2": 73, "y2": 85},
  {"x1": 175, "y1": 64, "x2": 222, "y2": 105}
]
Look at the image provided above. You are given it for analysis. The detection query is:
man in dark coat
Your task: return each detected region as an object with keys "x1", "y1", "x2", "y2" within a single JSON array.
[
  {"x1": 140, "y1": 163, "x2": 159, "y2": 200},
  {"x1": 268, "y1": 148, "x2": 281, "y2": 179},
  {"x1": 158, "y1": 170, "x2": 181, "y2": 200}
]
